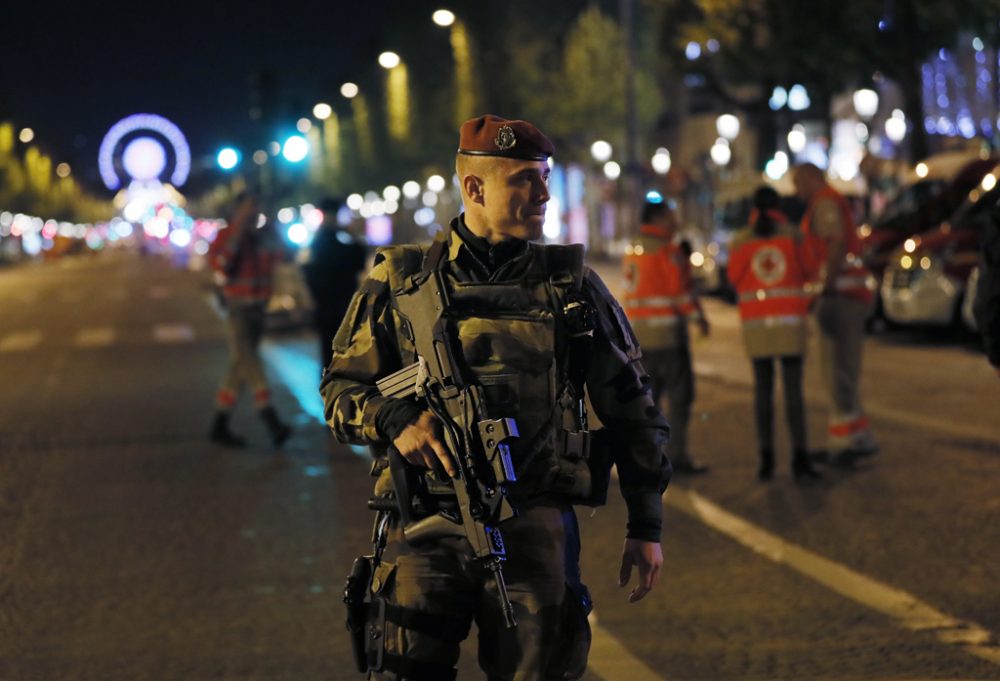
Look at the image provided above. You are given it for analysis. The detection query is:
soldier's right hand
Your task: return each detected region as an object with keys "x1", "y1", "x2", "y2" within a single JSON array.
[{"x1": 392, "y1": 411, "x2": 458, "y2": 478}]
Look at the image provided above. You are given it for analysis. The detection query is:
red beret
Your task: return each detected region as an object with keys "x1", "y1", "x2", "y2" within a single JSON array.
[{"x1": 457, "y1": 115, "x2": 555, "y2": 161}]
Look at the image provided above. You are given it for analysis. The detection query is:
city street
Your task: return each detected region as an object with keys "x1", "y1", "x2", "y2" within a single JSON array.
[{"x1": 1, "y1": 252, "x2": 998, "y2": 681}]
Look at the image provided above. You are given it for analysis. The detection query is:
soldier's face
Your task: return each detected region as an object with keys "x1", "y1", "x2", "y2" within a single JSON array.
[{"x1": 484, "y1": 159, "x2": 551, "y2": 241}]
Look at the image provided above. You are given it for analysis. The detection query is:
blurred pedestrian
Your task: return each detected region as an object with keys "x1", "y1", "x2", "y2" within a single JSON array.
[
  {"x1": 974, "y1": 197, "x2": 1000, "y2": 378},
  {"x1": 728, "y1": 186, "x2": 821, "y2": 480},
  {"x1": 793, "y1": 164, "x2": 878, "y2": 466},
  {"x1": 207, "y1": 191, "x2": 292, "y2": 448},
  {"x1": 302, "y1": 197, "x2": 367, "y2": 377},
  {"x1": 623, "y1": 198, "x2": 709, "y2": 474}
]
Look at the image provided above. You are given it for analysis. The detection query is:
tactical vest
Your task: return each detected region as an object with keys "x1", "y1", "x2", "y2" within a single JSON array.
[{"x1": 376, "y1": 240, "x2": 605, "y2": 506}]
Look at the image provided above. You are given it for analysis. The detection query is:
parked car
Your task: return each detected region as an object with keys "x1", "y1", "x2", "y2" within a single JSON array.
[
  {"x1": 881, "y1": 164, "x2": 999, "y2": 329},
  {"x1": 860, "y1": 152, "x2": 997, "y2": 313}
]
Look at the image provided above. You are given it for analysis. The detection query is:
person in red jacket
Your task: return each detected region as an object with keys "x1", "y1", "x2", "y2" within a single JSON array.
[
  {"x1": 622, "y1": 199, "x2": 710, "y2": 474},
  {"x1": 793, "y1": 164, "x2": 878, "y2": 466},
  {"x1": 728, "y1": 186, "x2": 822, "y2": 480},
  {"x1": 207, "y1": 191, "x2": 292, "y2": 448}
]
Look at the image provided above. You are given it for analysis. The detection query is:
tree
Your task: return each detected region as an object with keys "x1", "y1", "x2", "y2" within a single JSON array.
[{"x1": 649, "y1": 0, "x2": 1000, "y2": 162}]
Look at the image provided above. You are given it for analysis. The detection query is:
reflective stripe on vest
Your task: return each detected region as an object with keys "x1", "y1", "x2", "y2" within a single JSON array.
[
  {"x1": 738, "y1": 287, "x2": 811, "y2": 303},
  {"x1": 742, "y1": 315, "x2": 806, "y2": 330}
]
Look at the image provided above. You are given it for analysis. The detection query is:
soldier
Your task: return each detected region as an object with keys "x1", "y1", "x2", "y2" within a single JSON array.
[
  {"x1": 727, "y1": 186, "x2": 821, "y2": 480},
  {"x1": 321, "y1": 115, "x2": 671, "y2": 680},
  {"x1": 792, "y1": 163, "x2": 878, "y2": 466},
  {"x1": 207, "y1": 191, "x2": 292, "y2": 448},
  {"x1": 621, "y1": 199, "x2": 710, "y2": 474}
]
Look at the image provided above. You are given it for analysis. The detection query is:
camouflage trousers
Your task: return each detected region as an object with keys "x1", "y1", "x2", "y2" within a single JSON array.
[
  {"x1": 370, "y1": 505, "x2": 588, "y2": 681},
  {"x1": 216, "y1": 301, "x2": 270, "y2": 409}
]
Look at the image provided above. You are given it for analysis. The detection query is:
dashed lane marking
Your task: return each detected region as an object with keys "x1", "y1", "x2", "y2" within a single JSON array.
[
  {"x1": 152, "y1": 324, "x2": 194, "y2": 343},
  {"x1": 0, "y1": 330, "x2": 43, "y2": 352},
  {"x1": 667, "y1": 487, "x2": 1000, "y2": 666},
  {"x1": 74, "y1": 327, "x2": 116, "y2": 348}
]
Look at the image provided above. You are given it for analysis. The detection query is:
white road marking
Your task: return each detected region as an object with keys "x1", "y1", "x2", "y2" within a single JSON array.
[
  {"x1": 153, "y1": 324, "x2": 194, "y2": 343},
  {"x1": 0, "y1": 330, "x2": 43, "y2": 352},
  {"x1": 588, "y1": 613, "x2": 670, "y2": 681},
  {"x1": 667, "y1": 487, "x2": 1000, "y2": 666},
  {"x1": 862, "y1": 402, "x2": 999, "y2": 446},
  {"x1": 74, "y1": 327, "x2": 115, "y2": 348}
]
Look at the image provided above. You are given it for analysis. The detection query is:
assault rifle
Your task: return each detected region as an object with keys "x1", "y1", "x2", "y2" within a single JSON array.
[{"x1": 375, "y1": 246, "x2": 520, "y2": 628}]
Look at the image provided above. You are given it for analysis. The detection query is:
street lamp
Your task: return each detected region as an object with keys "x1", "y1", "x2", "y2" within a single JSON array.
[
  {"x1": 787, "y1": 125, "x2": 807, "y2": 154},
  {"x1": 379, "y1": 51, "x2": 401, "y2": 69},
  {"x1": 340, "y1": 83, "x2": 359, "y2": 99},
  {"x1": 853, "y1": 88, "x2": 879, "y2": 120},
  {"x1": 281, "y1": 135, "x2": 309, "y2": 163},
  {"x1": 603, "y1": 161, "x2": 621, "y2": 180},
  {"x1": 885, "y1": 109, "x2": 907, "y2": 143},
  {"x1": 217, "y1": 147, "x2": 240, "y2": 170},
  {"x1": 716, "y1": 114, "x2": 740, "y2": 140},
  {"x1": 710, "y1": 138, "x2": 732, "y2": 166},
  {"x1": 56, "y1": 163, "x2": 71, "y2": 178},
  {"x1": 651, "y1": 148, "x2": 671, "y2": 175},
  {"x1": 432, "y1": 9, "x2": 455, "y2": 26},
  {"x1": 590, "y1": 140, "x2": 612, "y2": 163},
  {"x1": 787, "y1": 84, "x2": 811, "y2": 111},
  {"x1": 19, "y1": 128, "x2": 34, "y2": 143},
  {"x1": 313, "y1": 103, "x2": 332, "y2": 120}
]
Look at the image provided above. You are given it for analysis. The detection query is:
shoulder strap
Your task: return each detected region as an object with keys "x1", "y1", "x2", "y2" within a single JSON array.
[
  {"x1": 373, "y1": 244, "x2": 426, "y2": 294},
  {"x1": 540, "y1": 243, "x2": 586, "y2": 290}
]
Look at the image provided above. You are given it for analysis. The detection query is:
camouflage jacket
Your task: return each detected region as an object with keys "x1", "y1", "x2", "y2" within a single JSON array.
[{"x1": 320, "y1": 219, "x2": 672, "y2": 541}]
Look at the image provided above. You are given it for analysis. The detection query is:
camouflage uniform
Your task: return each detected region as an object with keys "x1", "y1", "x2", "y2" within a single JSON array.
[{"x1": 322, "y1": 218, "x2": 671, "y2": 680}]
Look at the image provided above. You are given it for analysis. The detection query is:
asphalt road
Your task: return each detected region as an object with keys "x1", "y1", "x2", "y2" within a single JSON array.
[{"x1": 1, "y1": 251, "x2": 997, "y2": 681}]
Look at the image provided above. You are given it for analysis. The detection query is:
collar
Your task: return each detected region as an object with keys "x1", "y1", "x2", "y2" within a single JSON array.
[{"x1": 449, "y1": 215, "x2": 529, "y2": 276}]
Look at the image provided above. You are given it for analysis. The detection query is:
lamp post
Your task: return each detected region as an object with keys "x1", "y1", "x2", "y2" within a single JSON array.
[{"x1": 379, "y1": 51, "x2": 411, "y2": 144}]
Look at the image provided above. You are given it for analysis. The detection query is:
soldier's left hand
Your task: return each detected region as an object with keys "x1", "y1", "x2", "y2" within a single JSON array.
[{"x1": 618, "y1": 539, "x2": 662, "y2": 603}]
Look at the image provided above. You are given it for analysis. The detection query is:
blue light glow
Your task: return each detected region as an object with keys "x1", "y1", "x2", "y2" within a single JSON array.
[
  {"x1": 769, "y1": 86, "x2": 788, "y2": 111},
  {"x1": 645, "y1": 190, "x2": 664, "y2": 203},
  {"x1": 685, "y1": 42, "x2": 701, "y2": 60}
]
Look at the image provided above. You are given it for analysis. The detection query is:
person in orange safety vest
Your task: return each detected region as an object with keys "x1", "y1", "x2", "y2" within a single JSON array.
[
  {"x1": 623, "y1": 199, "x2": 709, "y2": 474},
  {"x1": 207, "y1": 191, "x2": 292, "y2": 448},
  {"x1": 728, "y1": 186, "x2": 822, "y2": 481},
  {"x1": 793, "y1": 163, "x2": 878, "y2": 467}
]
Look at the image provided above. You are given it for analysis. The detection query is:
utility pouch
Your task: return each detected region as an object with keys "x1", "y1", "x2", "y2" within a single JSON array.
[
  {"x1": 552, "y1": 428, "x2": 613, "y2": 507},
  {"x1": 583, "y1": 428, "x2": 614, "y2": 507},
  {"x1": 343, "y1": 555, "x2": 374, "y2": 674}
]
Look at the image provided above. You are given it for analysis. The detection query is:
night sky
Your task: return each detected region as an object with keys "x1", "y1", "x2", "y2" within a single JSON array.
[{"x1": 3, "y1": 1, "x2": 392, "y2": 193}]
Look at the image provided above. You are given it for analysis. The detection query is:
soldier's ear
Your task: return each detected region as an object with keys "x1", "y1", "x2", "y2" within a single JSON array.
[{"x1": 463, "y1": 174, "x2": 486, "y2": 206}]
